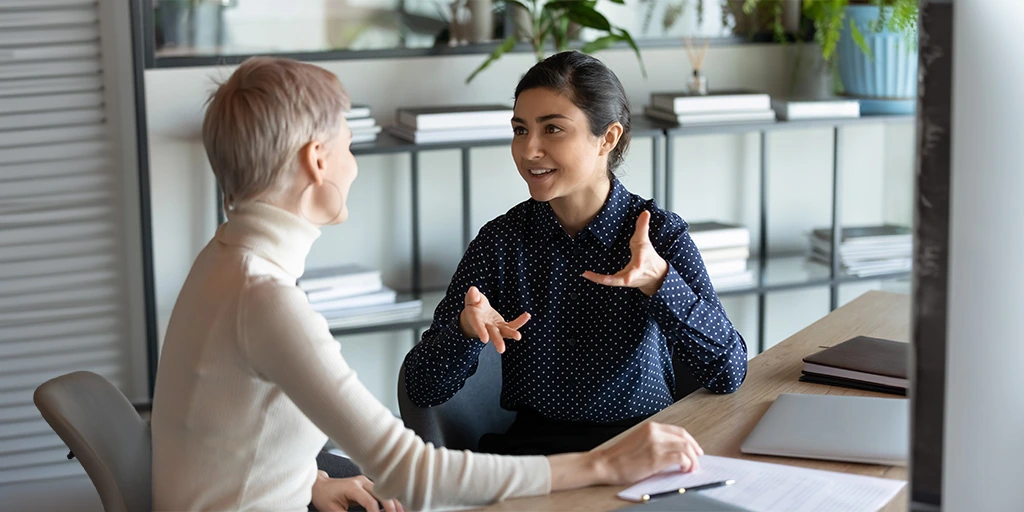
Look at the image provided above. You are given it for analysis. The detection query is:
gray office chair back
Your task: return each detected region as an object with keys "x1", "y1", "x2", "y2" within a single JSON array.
[
  {"x1": 398, "y1": 344, "x2": 702, "y2": 451},
  {"x1": 34, "y1": 371, "x2": 151, "y2": 512},
  {"x1": 398, "y1": 343, "x2": 514, "y2": 451}
]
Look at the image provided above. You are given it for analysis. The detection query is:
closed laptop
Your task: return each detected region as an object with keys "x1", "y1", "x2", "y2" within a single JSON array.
[{"x1": 740, "y1": 393, "x2": 908, "y2": 466}]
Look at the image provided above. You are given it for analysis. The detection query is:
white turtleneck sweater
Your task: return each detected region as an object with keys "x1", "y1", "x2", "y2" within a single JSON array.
[{"x1": 151, "y1": 202, "x2": 550, "y2": 511}]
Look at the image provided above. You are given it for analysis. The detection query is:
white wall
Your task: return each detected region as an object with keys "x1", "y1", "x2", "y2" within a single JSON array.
[{"x1": 144, "y1": 44, "x2": 914, "y2": 412}]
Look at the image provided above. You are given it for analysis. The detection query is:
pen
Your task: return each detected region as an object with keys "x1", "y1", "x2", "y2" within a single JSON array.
[{"x1": 640, "y1": 479, "x2": 736, "y2": 502}]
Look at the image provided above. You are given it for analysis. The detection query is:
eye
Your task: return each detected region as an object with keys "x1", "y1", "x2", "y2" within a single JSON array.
[
  {"x1": 545, "y1": 124, "x2": 562, "y2": 134},
  {"x1": 513, "y1": 126, "x2": 527, "y2": 136}
]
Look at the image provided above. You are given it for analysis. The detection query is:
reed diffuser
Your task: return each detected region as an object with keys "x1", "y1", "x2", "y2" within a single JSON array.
[{"x1": 684, "y1": 37, "x2": 710, "y2": 95}]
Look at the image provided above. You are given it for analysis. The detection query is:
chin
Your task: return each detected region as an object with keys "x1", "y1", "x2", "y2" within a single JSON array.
[
  {"x1": 332, "y1": 207, "x2": 350, "y2": 225},
  {"x1": 525, "y1": 185, "x2": 556, "y2": 203}
]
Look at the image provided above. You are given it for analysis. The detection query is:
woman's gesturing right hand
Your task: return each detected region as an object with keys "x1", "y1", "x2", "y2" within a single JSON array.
[
  {"x1": 548, "y1": 422, "x2": 704, "y2": 492},
  {"x1": 458, "y1": 286, "x2": 530, "y2": 354}
]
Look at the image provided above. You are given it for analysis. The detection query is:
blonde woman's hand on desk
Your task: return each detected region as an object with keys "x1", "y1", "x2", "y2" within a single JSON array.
[
  {"x1": 548, "y1": 422, "x2": 704, "y2": 491},
  {"x1": 582, "y1": 210, "x2": 669, "y2": 296},
  {"x1": 459, "y1": 286, "x2": 531, "y2": 354},
  {"x1": 311, "y1": 472, "x2": 404, "y2": 512}
]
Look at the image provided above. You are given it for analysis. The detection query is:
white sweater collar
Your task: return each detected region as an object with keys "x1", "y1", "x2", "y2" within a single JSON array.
[{"x1": 216, "y1": 202, "x2": 321, "y2": 279}]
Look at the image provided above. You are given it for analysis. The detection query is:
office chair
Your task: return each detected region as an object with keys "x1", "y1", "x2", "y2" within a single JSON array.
[
  {"x1": 34, "y1": 371, "x2": 151, "y2": 512},
  {"x1": 397, "y1": 344, "x2": 703, "y2": 451},
  {"x1": 398, "y1": 343, "x2": 514, "y2": 451}
]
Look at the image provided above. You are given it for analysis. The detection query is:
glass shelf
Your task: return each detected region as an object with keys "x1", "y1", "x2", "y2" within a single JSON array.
[
  {"x1": 326, "y1": 258, "x2": 911, "y2": 337},
  {"x1": 716, "y1": 254, "x2": 911, "y2": 297}
]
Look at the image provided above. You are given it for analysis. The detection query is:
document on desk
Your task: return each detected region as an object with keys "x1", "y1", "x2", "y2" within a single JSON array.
[{"x1": 618, "y1": 455, "x2": 905, "y2": 512}]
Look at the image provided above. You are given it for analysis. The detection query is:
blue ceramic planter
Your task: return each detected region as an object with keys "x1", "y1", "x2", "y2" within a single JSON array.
[{"x1": 838, "y1": 5, "x2": 917, "y2": 113}]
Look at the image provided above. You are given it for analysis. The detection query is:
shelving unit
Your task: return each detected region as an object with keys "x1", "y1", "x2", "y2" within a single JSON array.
[{"x1": 227, "y1": 114, "x2": 916, "y2": 350}]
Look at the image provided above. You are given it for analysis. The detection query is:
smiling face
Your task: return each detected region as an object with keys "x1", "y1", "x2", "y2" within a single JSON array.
[{"x1": 511, "y1": 87, "x2": 611, "y2": 203}]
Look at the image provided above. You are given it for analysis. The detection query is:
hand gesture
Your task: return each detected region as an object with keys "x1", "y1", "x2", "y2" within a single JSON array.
[
  {"x1": 582, "y1": 210, "x2": 669, "y2": 296},
  {"x1": 458, "y1": 286, "x2": 530, "y2": 353}
]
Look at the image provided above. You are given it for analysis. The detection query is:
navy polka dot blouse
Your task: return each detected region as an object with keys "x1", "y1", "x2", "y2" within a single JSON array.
[{"x1": 405, "y1": 179, "x2": 748, "y2": 423}]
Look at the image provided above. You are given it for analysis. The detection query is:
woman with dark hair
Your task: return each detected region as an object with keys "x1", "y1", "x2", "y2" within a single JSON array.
[{"x1": 404, "y1": 51, "x2": 749, "y2": 456}]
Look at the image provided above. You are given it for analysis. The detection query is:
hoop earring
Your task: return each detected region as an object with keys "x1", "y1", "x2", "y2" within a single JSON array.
[{"x1": 299, "y1": 180, "x2": 343, "y2": 225}]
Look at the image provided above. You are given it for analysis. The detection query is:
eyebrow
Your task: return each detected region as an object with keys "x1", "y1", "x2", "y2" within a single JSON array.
[{"x1": 511, "y1": 114, "x2": 572, "y2": 124}]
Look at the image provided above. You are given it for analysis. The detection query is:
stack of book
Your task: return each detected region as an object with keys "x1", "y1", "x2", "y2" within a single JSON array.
[
  {"x1": 387, "y1": 104, "x2": 513, "y2": 144},
  {"x1": 771, "y1": 97, "x2": 861, "y2": 120},
  {"x1": 345, "y1": 105, "x2": 382, "y2": 145},
  {"x1": 298, "y1": 264, "x2": 423, "y2": 329},
  {"x1": 800, "y1": 335, "x2": 908, "y2": 395},
  {"x1": 689, "y1": 221, "x2": 754, "y2": 289},
  {"x1": 808, "y1": 225, "x2": 912, "y2": 277},
  {"x1": 644, "y1": 90, "x2": 776, "y2": 126}
]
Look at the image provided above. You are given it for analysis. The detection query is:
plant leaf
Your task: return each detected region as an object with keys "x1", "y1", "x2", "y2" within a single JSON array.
[
  {"x1": 580, "y1": 34, "x2": 619, "y2": 54},
  {"x1": 615, "y1": 27, "x2": 647, "y2": 79},
  {"x1": 502, "y1": 0, "x2": 531, "y2": 12},
  {"x1": 849, "y1": 18, "x2": 872, "y2": 60},
  {"x1": 466, "y1": 35, "x2": 519, "y2": 83},
  {"x1": 564, "y1": 4, "x2": 612, "y2": 31}
]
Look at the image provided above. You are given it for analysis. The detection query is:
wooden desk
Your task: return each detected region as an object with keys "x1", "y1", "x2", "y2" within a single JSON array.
[{"x1": 479, "y1": 290, "x2": 910, "y2": 512}]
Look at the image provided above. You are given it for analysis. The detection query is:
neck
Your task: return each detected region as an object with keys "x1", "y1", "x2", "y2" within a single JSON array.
[{"x1": 549, "y1": 176, "x2": 612, "y2": 238}]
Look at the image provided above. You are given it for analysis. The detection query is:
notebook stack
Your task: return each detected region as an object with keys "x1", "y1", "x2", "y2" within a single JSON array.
[
  {"x1": 344, "y1": 105, "x2": 382, "y2": 145},
  {"x1": 644, "y1": 90, "x2": 775, "y2": 126},
  {"x1": 771, "y1": 97, "x2": 861, "y2": 120},
  {"x1": 689, "y1": 221, "x2": 754, "y2": 289},
  {"x1": 298, "y1": 264, "x2": 423, "y2": 329},
  {"x1": 800, "y1": 335, "x2": 908, "y2": 395},
  {"x1": 808, "y1": 225, "x2": 912, "y2": 277},
  {"x1": 387, "y1": 104, "x2": 513, "y2": 144}
]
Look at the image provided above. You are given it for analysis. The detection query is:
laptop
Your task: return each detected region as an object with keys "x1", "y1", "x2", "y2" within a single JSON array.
[{"x1": 740, "y1": 393, "x2": 908, "y2": 465}]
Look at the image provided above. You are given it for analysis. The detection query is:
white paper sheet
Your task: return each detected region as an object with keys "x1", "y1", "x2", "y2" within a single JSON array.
[{"x1": 618, "y1": 455, "x2": 905, "y2": 512}]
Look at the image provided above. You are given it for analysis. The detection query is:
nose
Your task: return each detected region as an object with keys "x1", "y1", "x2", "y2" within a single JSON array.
[{"x1": 523, "y1": 132, "x2": 544, "y2": 160}]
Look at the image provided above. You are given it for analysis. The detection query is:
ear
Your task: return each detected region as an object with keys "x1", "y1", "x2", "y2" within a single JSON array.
[
  {"x1": 598, "y1": 122, "x2": 623, "y2": 157},
  {"x1": 297, "y1": 140, "x2": 326, "y2": 186}
]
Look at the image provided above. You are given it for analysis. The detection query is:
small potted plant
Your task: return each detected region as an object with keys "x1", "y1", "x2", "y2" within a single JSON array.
[
  {"x1": 749, "y1": 0, "x2": 918, "y2": 113},
  {"x1": 466, "y1": 0, "x2": 645, "y2": 83}
]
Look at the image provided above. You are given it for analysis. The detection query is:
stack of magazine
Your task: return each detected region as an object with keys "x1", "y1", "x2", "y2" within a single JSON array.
[
  {"x1": 689, "y1": 221, "x2": 754, "y2": 289},
  {"x1": 808, "y1": 225, "x2": 912, "y2": 277},
  {"x1": 387, "y1": 104, "x2": 513, "y2": 144},
  {"x1": 345, "y1": 105, "x2": 382, "y2": 145},
  {"x1": 298, "y1": 264, "x2": 422, "y2": 329}
]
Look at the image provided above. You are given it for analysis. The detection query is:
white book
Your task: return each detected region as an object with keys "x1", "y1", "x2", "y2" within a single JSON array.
[
  {"x1": 310, "y1": 288, "x2": 397, "y2": 312},
  {"x1": 773, "y1": 97, "x2": 861, "y2": 120},
  {"x1": 387, "y1": 125, "x2": 511, "y2": 144},
  {"x1": 644, "y1": 106, "x2": 776, "y2": 126},
  {"x1": 351, "y1": 125, "x2": 382, "y2": 144},
  {"x1": 710, "y1": 269, "x2": 755, "y2": 290},
  {"x1": 346, "y1": 117, "x2": 377, "y2": 129},
  {"x1": 687, "y1": 222, "x2": 751, "y2": 251},
  {"x1": 395, "y1": 104, "x2": 512, "y2": 131},
  {"x1": 699, "y1": 246, "x2": 750, "y2": 263},
  {"x1": 704, "y1": 258, "x2": 748, "y2": 277},
  {"x1": 649, "y1": 90, "x2": 772, "y2": 114},
  {"x1": 298, "y1": 265, "x2": 382, "y2": 294},
  {"x1": 323, "y1": 300, "x2": 424, "y2": 329},
  {"x1": 344, "y1": 105, "x2": 371, "y2": 119}
]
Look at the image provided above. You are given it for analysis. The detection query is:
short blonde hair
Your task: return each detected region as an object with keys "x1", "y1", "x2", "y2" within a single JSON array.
[{"x1": 202, "y1": 57, "x2": 350, "y2": 209}]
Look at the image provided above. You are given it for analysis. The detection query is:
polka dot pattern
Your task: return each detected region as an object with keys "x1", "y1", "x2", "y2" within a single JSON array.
[{"x1": 405, "y1": 179, "x2": 748, "y2": 423}]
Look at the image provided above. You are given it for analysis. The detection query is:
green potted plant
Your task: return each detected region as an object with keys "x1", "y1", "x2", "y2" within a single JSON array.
[
  {"x1": 466, "y1": 0, "x2": 646, "y2": 83},
  {"x1": 748, "y1": 0, "x2": 918, "y2": 113}
]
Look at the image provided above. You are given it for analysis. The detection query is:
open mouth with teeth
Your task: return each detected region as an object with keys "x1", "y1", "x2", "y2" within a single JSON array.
[{"x1": 529, "y1": 168, "x2": 556, "y2": 176}]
